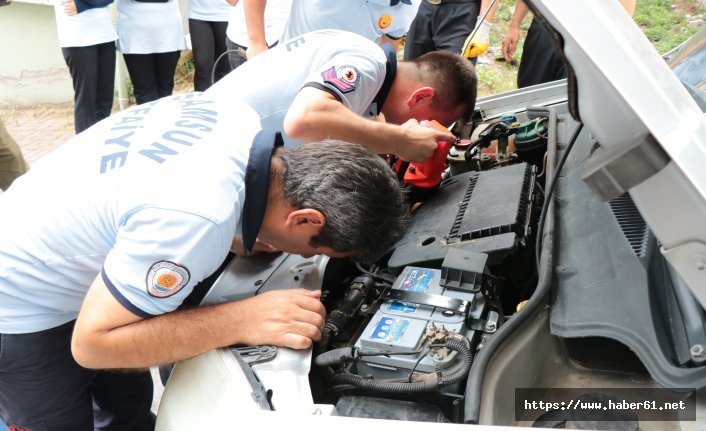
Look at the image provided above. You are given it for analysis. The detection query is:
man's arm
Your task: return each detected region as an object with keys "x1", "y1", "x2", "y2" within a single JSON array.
[
  {"x1": 244, "y1": 0, "x2": 269, "y2": 59},
  {"x1": 502, "y1": 0, "x2": 529, "y2": 62},
  {"x1": 379, "y1": 34, "x2": 402, "y2": 52},
  {"x1": 71, "y1": 273, "x2": 325, "y2": 369},
  {"x1": 283, "y1": 87, "x2": 456, "y2": 162},
  {"x1": 619, "y1": 0, "x2": 636, "y2": 16}
]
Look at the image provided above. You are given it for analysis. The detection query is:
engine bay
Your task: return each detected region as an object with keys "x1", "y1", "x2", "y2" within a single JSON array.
[{"x1": 162, "y1": 95, "x2": 704, "y2": 429}]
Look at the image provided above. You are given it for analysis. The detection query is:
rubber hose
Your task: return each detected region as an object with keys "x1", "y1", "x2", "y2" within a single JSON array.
[
  {"x1": 314, "y1": 346, "x2": 357, "y2": 367},
  {"x1": 329, "y1": 338, "x2": 473, "y2": 394}
]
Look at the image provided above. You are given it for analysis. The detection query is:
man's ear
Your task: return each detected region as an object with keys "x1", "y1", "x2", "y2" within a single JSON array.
[
  {"x1": 407, "y1": 87, "x2": 436, "y2": 107},
  {"x1": 284, "y1": 208, "x2": 326, "y2": 231}
]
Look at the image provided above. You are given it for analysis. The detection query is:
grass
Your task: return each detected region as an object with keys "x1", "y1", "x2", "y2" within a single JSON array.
[{"x1": 476, "y1": 0, "x2": 705, "y2": 97}]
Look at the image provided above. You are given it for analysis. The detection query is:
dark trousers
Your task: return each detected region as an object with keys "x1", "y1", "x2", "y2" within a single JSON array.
[
  {"x1": 403, "y1": 0, "x2": 480, "y2": 60},
  {"x1": 123, "y1": 51, "x2": 181, "y2": 105},
  {"x1": 189, "y1": 19, "x2": 230, "y2": 91},
  {"x1": 225, "y1": 37, "x2": 248, "y2": 71},
  {"x1": 0, "y1": 321, "x2": 155, "y2": 431},
  {"x1": 62, "y1": 42, "x2": 116, "y2": 134},
  {"x1": 224, "y1": 37, "x2": 278, "y2": 71},
  {"x1": 517, "y1": 17, "x2": 567, "y2": 88}
]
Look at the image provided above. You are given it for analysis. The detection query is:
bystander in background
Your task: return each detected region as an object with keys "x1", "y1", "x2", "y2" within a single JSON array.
[
  {"x1": 116, "y1": 0, "x2": 186, "y2": 104},
  {"x1": 502, "y1": 0, "x2": 636, "y2": 88},
  {"x1": 53, "y1": 0, "x2": 117, "y2": 133},
  {"x1": 404, "y1": 0, "x2": 499, "y2": 63},
  {"x1": 225, "y1": 0, "x2": 291, "y2": 70},
  {"x1": 0, "y1": 118, "x2": 28, "y2": 191},
  {"x1": 188, "y1": 0, "x2": 232, "y2": 91}
]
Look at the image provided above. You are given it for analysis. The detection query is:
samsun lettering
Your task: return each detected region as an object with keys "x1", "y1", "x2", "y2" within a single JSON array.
[{"x1": 99, "y1": 94, "x2": 218, "y2": 173}]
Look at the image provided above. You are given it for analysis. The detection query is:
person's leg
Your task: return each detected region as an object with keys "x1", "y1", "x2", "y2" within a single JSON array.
[
  {"x1": 431, "y1": 2, "x2": 480, "y2": 54},
  {"x1": 517, "y1": 17, "x2": 567, "y2": 88},
  {"x1": 403, "y1": 0, "x2": 436, "y2": 60},
  {"x1": 0, "y1": 322, "x2": 95, "y2": 431},
  {"x1": 123, "y1": 53, "x2": 160, "y2": 105},
  {"x1": 95, "y1": 41, "x2": 116, "y2": 123},
  {"x1": 154, "y1": 51, "x2": 182, "y2": 99},
  {"x1": 62, "y1": 45, "x2": 100, "y2": 134},
  {"x1": 212, "y1": 21, "x2": 231, "y2": 84},
  {"x1": 91, "y1": 370, "x2": 156, "y2": 431},
  {"x1": 190, "y1": 18, "x2": 214, "y2": 92},
  {"x1": 0, "y1": 118, "x2": 29, "y2": 191},
  {"x1": 225, "y1": 37, "x2": 247, "y2": 70}
]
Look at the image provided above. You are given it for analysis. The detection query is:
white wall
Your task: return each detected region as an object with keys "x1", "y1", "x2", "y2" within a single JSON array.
[
  {"x1": 0, "y1": 0, "x2": 191, "y2": 107},
  {"x1": 0, "y1": 0, "x2": 74, "y2": 106}
]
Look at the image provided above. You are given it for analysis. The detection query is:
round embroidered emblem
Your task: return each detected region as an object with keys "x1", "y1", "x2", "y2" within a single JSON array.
[
  {"x1": 337, "y1": 66, "x2": 359, "y2": 85},
  {"x1": 147, "y1": 261, "x2": 190, "y2": 298},
  {"x1": 378, "y1": 14, "x2": 393, "y2": 30}
]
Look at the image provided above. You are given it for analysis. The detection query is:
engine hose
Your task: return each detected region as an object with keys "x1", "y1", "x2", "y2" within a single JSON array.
[
  {"x1": 328, "y1": 338, "x2": 473, "y2": 394},
  {"x1": 314, "y1": 346, "x2": 357, "y2": 367},
  {"x1": 464, "y1": 109, "x2": 583, "y2": 424}
]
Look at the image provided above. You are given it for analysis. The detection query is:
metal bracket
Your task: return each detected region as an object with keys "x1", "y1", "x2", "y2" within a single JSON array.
[
  {"x1": 467, "y1": 310, "x2": 500, "y2": 333},
  {"x1": 582, "y1": 134, "x2": 669, "y2": 202},
  {"x1": 382, "y1": 289, "x2": 470, "y2": 314},
  {"x1": 231, "y1": 345, "x2": 278, "y2": 365}
]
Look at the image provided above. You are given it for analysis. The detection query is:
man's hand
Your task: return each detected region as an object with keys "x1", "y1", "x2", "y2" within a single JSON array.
[
  {"x1": 502, "y1": 25, "x2": 521, "y2": 62},
  {"x1": 73, "y1": 274, "x2": 325, "y2": 369},
  {"x1": 462, "y1": 20, "x2": 492, "y2": 59},
  {"x1": 502, "y1": 0, "x2": 529, "y2": 63},
  {"x1": 234, "y1": 289, "x2": 326, "y2": 349},
  {"x1": 245, "y1": 41, "x2": 269, "y2": 60},
  {"x1": 396, "y1": 119, "x2": 456, "y2": 162},
  {"x1": 63, "y1": 0, "x2": 77, "y2": 15}
]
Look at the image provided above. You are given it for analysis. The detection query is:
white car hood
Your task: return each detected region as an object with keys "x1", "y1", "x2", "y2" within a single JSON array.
[{"x1": 530, "y1": 0, "x2": 706, "y2": 307}]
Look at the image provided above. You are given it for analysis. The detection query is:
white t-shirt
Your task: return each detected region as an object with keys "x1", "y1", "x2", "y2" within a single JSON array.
[
  {"x1": 188, "y1": 0, "x2": 231, "y2": 22},
  {"x1": 207, "y1": 29, "x2": 393, "y2": 146},
  {"x1": 53, "y1": 0, "x2": 118, "y2": 48},
  {"x1": 225, "y1": 0, "x2": 292, "y2": 47},
  {"x1": 116, "y1": 0, "x2": 186, "y2": 54},
  {"x1": 281, "y1": 0, "x2": 421, "y2": 43},
  {"x1": 0, "y1": 94, "x2": 263, "y2": 334}
]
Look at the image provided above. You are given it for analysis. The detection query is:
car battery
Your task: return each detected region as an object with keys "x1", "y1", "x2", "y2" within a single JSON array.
[{"x1": 354, "y1": 266, "x2": 481, "y2": 376}]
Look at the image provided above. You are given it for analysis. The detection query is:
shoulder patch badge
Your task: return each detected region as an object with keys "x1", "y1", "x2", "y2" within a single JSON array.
[
  {"x1": 322, "y1": 66, "x2": 360, "y2": 93},
  {"x1": 146, "y1": 261, "x2": 190, "y2": 298},
  {"x1": 378, "y1": 14, "x2": 393, "y2": 30}
]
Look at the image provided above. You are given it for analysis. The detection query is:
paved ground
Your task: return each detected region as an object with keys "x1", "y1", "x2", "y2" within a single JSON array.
[{"x1": 0, "y1": 103, "x2": 76, "y2": 165}]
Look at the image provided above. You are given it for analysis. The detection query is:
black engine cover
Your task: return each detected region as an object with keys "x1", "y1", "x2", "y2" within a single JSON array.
[{"x1": 388, "y1": 163, "x2": 536, "y2": 272}]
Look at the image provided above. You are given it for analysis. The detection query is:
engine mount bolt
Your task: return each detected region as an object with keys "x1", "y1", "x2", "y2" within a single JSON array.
[
  {"x1": 360, "y1": 304, "x2": 368, "y2": 311},
  {"x1": 485, "y1": 320, "x2": 497, "y2": 331},
  {"x1": 691, "y1": 344, "x2": 705, "y2": 359}
]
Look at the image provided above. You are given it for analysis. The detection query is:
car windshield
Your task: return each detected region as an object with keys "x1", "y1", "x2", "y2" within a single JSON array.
[{"x1": 669, "y1": 26, "x2": 706, "y2": 112}]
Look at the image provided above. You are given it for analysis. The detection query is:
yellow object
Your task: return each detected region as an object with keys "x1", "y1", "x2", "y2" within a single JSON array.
[{"x1": 462, "y1": 20, "x2": 492, "y2": 59}]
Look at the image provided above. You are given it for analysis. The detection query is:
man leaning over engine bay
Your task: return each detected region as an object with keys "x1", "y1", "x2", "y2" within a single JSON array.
[
  {"x1": 206, "y1": 28, "x2": 478, "y2": 163},
  {"x1": 0, "y1": 94, "x2": 409, "y2": 431}
]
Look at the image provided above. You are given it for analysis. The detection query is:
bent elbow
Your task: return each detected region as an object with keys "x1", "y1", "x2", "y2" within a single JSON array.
[
  {"x1": 71, "y1": 333, "x2": 102, "y2": 369},
  {"x1": 283, "y1": 111, "x2": 314, "y2": 141}
]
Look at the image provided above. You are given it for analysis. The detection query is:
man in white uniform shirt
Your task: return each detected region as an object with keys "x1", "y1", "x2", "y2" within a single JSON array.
[
  {"x1": 0, "y1": 94, "x2": 408, "y2": 430},
  {"x1": 207, "y1": 29, "x2": 477, "y2": 162},
  {"x1": 243, "y1": 0, "x2": 422, "y2": 58}
]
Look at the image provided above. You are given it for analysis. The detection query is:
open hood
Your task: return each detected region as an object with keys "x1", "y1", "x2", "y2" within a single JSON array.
[{"x1": 529, "y1": 0, "x2": 706, "y2": 309}]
